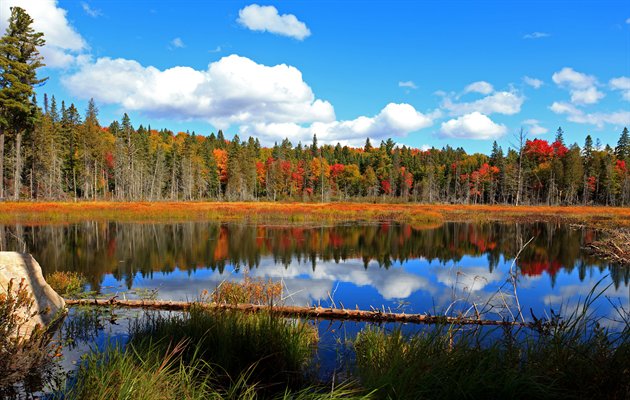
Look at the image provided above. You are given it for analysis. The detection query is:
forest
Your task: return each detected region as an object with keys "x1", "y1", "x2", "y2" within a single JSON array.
[
  {"x1": 0, "y1": 5, "x2": 629, "y2": 206},
  {"x1": 0, "y1": 95, "x2": 628, "y2": 206}
]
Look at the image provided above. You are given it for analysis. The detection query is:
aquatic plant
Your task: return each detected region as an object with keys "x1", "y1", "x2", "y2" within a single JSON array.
[
  {"x1": 207, "y1": 276, "x2": 283, "y2": 305},
  {"x1": 354, "y1": 285, "x2": 630, "y2": 400},
  {"x1": 128, "y1": 306, "x2": 319, "y2": 390},
  {"x1": 60, "y1": 306, "x2": 367, "y2": 399},
  {"x1": 46, "y1": 271, "x2": 86, "y2": 297},
  {"x1": 60, "y1": 338, "x2": 369, "y2": 400}
]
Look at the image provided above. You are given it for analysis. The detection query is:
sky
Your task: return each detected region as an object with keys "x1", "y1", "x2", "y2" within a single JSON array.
[{"x1": 1, "y1": 0, "x2": 629, "y2": 153}]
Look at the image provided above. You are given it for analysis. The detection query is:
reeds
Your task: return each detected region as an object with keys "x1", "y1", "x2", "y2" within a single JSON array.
[
  {"x1": 354, "y1": 285, "x2": 630, "y2": 400},
  {"x1": 45, "y1": 271, "x2": 86, "y2": 297},
  {"x1": 207, "y1": 277, "x2": 283, "y2": 305},
  {"x1": 59, "y1": 306, "x2": 368, "y2": 399}
]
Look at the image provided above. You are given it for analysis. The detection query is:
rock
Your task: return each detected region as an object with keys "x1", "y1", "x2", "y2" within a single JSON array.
[{"x1": 0, "y1": 252, "x2": 65, "y2": 338}]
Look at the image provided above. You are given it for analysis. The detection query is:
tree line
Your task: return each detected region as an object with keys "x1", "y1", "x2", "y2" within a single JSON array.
[{"x1": 1, "y1": 6, "x2": 629, "y2": 205}]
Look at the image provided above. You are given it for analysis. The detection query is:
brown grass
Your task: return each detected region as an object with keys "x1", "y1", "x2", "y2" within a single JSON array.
[
  {"x1": 205, "y1": 277, "x2": 283, "y2": 305},
  {"x1": 0, "y1": 201, "x2": 629, "y2": 228}
]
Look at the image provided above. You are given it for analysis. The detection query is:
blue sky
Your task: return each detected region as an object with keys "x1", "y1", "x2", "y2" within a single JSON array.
[{"x1": 2, "y1": 0, "x2": 629, "y2": 152}]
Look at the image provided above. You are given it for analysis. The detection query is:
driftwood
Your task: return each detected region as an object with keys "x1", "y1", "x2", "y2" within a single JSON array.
[
  {"x1": 584, "y1": 228, "x2": 630, "y2": 265},
  {"x1": 64, "y1": 298, "x2": 531, "y2": 327}
]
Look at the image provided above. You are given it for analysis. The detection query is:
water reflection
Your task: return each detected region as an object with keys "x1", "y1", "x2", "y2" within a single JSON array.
[{"x1": 0, "y1": 221, "x2": 628, "y2": 318}]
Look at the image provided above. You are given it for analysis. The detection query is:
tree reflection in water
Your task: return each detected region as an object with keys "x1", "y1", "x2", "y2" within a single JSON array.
[{"x1": 0, "y1": 221, "x2": 626, "y2": 293}]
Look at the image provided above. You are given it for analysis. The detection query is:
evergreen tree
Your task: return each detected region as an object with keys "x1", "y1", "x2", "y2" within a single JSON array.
[
  {"x1": 0, "y1": 6, "x2": 47, "y2": 199},
  {"x1": 615, "y1": 127, "x2": 629, "y2": 162}
]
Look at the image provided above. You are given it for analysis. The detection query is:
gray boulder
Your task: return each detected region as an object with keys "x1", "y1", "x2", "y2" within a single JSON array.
[{"x1": 0, "y1": 252, "x2": 65, "y2": 338}]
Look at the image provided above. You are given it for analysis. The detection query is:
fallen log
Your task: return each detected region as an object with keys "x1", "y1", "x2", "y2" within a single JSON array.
[{"x1": 64, "y1": 298, "x2": 531, "y2": 327}]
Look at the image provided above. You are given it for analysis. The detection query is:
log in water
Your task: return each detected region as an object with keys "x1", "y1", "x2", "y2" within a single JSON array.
[{"x1": 64, "y1": 298, "x2": 531, "y2": 327}]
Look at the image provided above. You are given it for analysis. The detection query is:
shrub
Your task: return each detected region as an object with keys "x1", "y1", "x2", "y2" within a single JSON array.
[
  {"x1": 209, "y1": 276, "x2": 283, "y2": 305},
  {"x1": 46, "y1": 271, "x2": 85, "y2": 297},
  {"x1": 0, "y1": 278, "x2": 58, "y2": 394}
]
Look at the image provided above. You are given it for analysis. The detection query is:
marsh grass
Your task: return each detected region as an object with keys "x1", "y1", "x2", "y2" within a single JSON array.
[
  {"x1": 354, "y1": 284, "x2": 630, "y2": 400},
  {"x1": 60, "y1": 306, "x2": 369, "y2": 399},
  {"x1": 128, "y1": 306, "x2": 319, "y2": 391},
  {"x1": 208, "y1": 277, "x2": 283, "y2": 305},
  {"x1": 60, "y1": 339, "x2": 369, "y2": 400},
  {"x1": 46, "y1": 271, "x2": 86, "y2": 297}
]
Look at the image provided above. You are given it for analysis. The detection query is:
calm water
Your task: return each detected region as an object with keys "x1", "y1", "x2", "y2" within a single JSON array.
[{"x1": 1, "y1": 221, "x2": 628, "y2": 325}]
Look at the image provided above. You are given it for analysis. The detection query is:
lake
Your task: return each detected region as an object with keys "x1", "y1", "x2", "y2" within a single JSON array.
[{"x1": 1, "y1": 220, "x2": 628, "y2": 325}]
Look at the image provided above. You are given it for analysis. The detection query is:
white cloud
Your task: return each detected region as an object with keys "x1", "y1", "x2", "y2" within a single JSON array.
[
  {"x1": 523, "y1": 32, "x2": 550, "y2": 39},
  {"x1": 440, "y1": 112, "x2": 507, "y2": 140},
  {"x1": 64, "y1": 54, "x2": 335, "y2": 127},
  {"x1": 81, "y1": 2, "x2": 101, "y2": 18},
  {"x1": 398, "y1": 81, "x2": 418, "y2": 90},
  {"x1": 550, "y1": 101, "x2": 630, "y2": 128},
  {"x1": 626, "y1": 17, "x2": 630, "y2": 24},
  {"x1": 170, "y1": 37, "x2": 185, "y2": 48},
  {"x1": 552, "y1": 67, "x2": 596, "y2": 89},
  {"x1": 237, "y1": 4, "x2": 310, "y2": 40},
  {"x1": 242, "y1": 103, "x2": 437, "y2": 146},
  {"x1": 0, "y1": 0, "x2": 88, "y2": 68},
  {"x1": 64, "y1": 54, "x2": 436, "y2": 145},
  {"x1": 522, "y1": 119, "x2": 548, "y2": 135},
  {"x1": 610, "y1": 76, "x2": 630, "y2": 101},
  {"x1": 523, "y1": 76, "x2": 544, "y2": 89},
  {"x1": 442, "y1": 91, "x2": 524, "y2": 116},
  {"x1": 570, "y1": 87, "x2": 605, "y2": 105},
  {"x1": 552, "y1": 67, "x2": 604, "y2": 105},
  {"x1": 464, "y1": 81, "x2": 494, "y2": 95}
]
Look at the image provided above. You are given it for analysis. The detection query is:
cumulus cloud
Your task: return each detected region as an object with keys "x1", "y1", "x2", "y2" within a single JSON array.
[
  {"x1": 550, "y1": 102, "x2": 630, "y2": 128},
  {"x1": 523, "y1": 76, "x2": 544, "y2": 89},
  {"x1": 522, "y1": 119, "x2": 548, "y2": 135},
  {"x1": 242, "y1": 103, "x2": 437, "y2": 146},
  {"x1": 464, "y1": 81, "x2": 494, "y2": 95},
  {"x1": 0, "y1": 0, "x2": 87, "y2": 68},
  {"x1": 398, "y1": 81, "x2": 418, "y2": 90},
  {"x1": 552, "y1": 67, "x2": 604, "y2": 105},
  {"x1": 523, "y1": 32, "x2": 550, "y2": 39},
  {"x1": 237, "y1": 4, "x2": 311, "y2": 40},
  {"x1": 610, "y1": 76, "x2": 630, "y2": 101},
  {"x1": 64, "y1": 54, "x2": 436, "y2": 145},
  {"x1": 442, "y1": 91, "x2": 524, "y2": 116},
  {"x1": 440, "y1": 112, "x2": 507, "y2": 140},
  {"x1": 64, "y1": 54, "x2": 335, "y2": 126}
]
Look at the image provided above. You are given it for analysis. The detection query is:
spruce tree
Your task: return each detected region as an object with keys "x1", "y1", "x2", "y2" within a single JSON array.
[
  {"x1": 615, "y1": 127, "x2": 629, "y2": 162},
  {"x1": 0, "y1": 6, "x2": 47, "y2": 199}
]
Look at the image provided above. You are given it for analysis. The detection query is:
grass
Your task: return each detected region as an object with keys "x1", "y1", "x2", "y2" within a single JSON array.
[
  {"x1": 207, "y1": 277, "x2": 283, "y2": 305},
  {"x1": 14, "y1": 279, "x2": 628, "y2": 399},
  {"x1": 60, "y1": 339, "x2": 369, "y2": 400},
  {"x1": 2, "y1": 201, "x2": 629, "y2": 227},
  {"x1": 128, "y1": 306, "x2": 319, "y2": 391},
  {"x1": 59, "y1": 306, "x2": 368, "y2": 399},
  {"x1": 354, "y1": 286, "x2": 630, "y2": 400},
  {"x1": 46, "y1": 271, "x2": 86, "y2": 297}
]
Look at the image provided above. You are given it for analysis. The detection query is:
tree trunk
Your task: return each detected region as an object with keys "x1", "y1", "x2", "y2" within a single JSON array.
[
  {"x1": 13, "y1": 131, "x2": 22, "y2": 200},
  {"x1": 0, "y1": 130, "x2": 4, "y2": 199}
]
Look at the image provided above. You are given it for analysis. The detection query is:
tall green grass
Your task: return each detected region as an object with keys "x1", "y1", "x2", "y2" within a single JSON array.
[
  {"x1": 128, "y1": 306, "x2": 318, "y2": 390},
  {"x1": 354, "y1": 285, "x2": 630, "y2": 400},
  {"x1": 59, "y1": 306, "x2": 370, "y2": 399}
]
